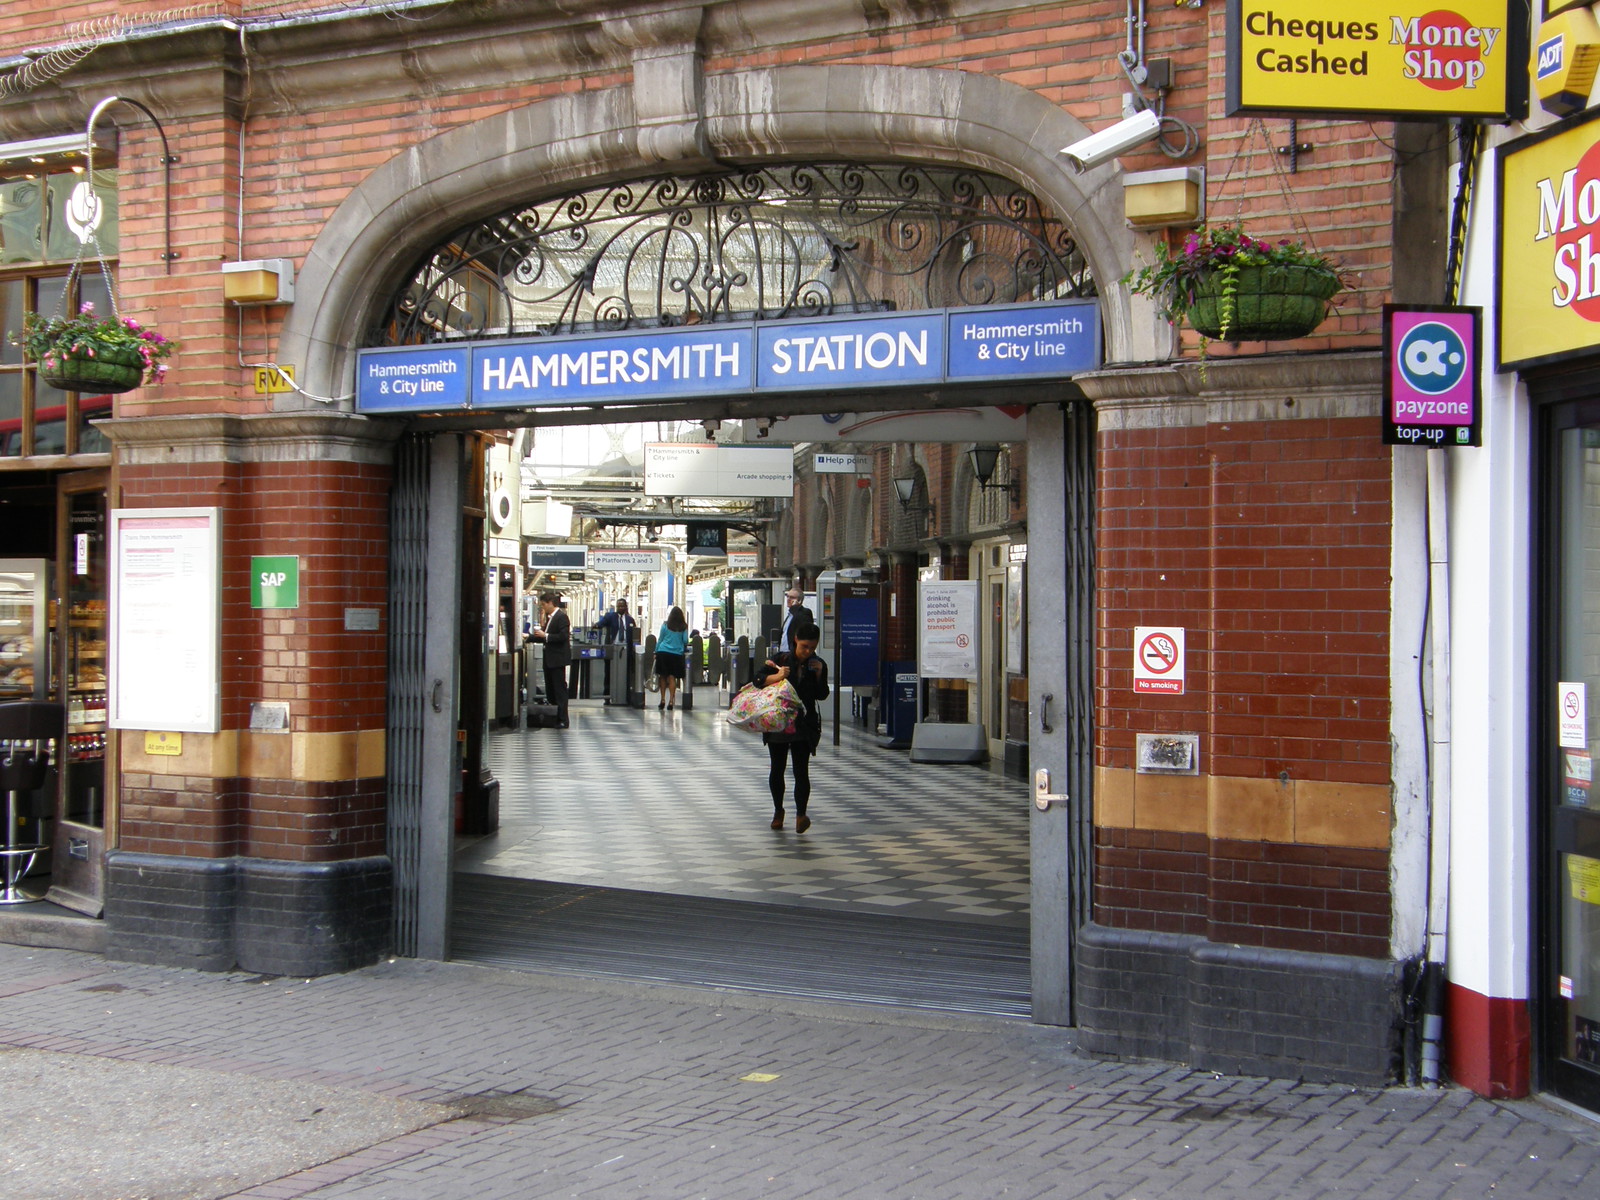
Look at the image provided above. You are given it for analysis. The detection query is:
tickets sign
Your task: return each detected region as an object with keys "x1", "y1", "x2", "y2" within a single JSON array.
[
  {"x1": 1498, "y1": 110, "x2": 1600, "y2": 368},
  {"x1": 1226, "y1": 0, "x2": 1525, "y2": 120}
]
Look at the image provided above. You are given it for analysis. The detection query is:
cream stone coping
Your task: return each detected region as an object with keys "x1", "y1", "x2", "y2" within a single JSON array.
[
  {"x1": 1093, "y1": 766, "x2": 1391, "y2": 851},
  {"x1": 120, "y1": 730, "x2": 386, "y2": 783}
]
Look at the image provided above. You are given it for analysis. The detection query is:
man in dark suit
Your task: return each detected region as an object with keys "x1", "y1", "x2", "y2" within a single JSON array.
[
  {"x1": 777, "y1": 585, "x2": 814, "y2": 653},
  {"x1": 529, "y1": 590, "x2": 572, "y2": 728}
]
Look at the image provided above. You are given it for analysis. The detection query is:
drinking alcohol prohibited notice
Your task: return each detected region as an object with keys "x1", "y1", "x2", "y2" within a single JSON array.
[{"x1": 1133, "y1": 626, "x2": 1186, "y2": 695}]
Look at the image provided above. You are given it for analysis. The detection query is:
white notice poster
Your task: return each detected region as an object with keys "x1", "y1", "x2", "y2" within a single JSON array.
[
  {"x1": 919, "y1": 580, "x2": 978, "y2": 680},
  {"x1": 110, "y1": 508, "x2": 222, "y2": 733}
]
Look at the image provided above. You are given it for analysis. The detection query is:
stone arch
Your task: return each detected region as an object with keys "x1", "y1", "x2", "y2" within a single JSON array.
[{"x1": 279, "y1": 63, "x2": 1153, "y2": 402}]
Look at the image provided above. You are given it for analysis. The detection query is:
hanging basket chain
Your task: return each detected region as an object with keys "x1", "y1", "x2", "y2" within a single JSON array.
[{"x1": 1206, "y1": 117, "x2": 1322, "y2": 254}]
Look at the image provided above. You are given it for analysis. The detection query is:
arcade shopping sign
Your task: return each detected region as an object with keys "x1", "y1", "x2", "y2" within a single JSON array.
[
  {"x1": 353, "y1": 300, "x2": 1099, "y2": 415},
  {"x1": 1496, "y1": 109, "x2": 1600, "y2": 369},
  {"x1": 1225, "y1": 0, "x2": 1526, "y2": 120}
]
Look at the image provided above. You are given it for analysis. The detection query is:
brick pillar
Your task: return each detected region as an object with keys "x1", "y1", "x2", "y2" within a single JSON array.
[{"x1": 102, "y1": 413, "x2": 398, "y2": 975}]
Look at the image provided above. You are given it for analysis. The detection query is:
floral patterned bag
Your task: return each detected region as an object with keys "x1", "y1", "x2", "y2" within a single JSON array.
[{"x1": 725, "y1": 679, "x2": 802, "y2": 733}]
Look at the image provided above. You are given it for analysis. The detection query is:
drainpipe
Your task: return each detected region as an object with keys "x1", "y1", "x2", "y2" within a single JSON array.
[{"x1": 1420, "y1": 447, "x2": 1453, "y2": 1087}]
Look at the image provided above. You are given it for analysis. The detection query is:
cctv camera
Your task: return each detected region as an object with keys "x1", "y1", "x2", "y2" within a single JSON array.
[{"x1": 1058, "y1": 109, "x2": 1163, "y2": 173}]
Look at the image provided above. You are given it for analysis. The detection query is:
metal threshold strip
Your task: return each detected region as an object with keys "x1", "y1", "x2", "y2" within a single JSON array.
[{"x1": 451, "y1": 873, "x2": 1030, "y2": 1019}]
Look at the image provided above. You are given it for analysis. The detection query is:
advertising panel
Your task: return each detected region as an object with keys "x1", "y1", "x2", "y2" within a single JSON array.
[
  {"x1": 1226, "y1": 0, "x2": 1525, "y2": 120},
  {"x1": 1498, "y1": 110, "x2": 1600, "y2": 368}
]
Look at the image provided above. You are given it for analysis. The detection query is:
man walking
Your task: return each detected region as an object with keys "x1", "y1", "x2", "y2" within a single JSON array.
[
  {"x1": 777, "y1": 585, "x2": 814, "y2": 653},
  {"x1": 528, "y1": 591, "x2": 572, "y2": 728}
]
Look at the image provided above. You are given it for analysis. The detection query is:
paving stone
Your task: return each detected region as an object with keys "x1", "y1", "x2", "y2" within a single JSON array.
[{"x1": 0, "y1": 943, "x2": 1597, "y2": 1199}]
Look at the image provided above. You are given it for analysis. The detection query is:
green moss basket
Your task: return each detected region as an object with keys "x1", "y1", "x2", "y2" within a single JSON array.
[
  {"x1": 40, "y1": 344, "x2": 147, "y2": 394},
  {"x1": 1186, "y1": 264, "x2": 1341, "y2": 342}
]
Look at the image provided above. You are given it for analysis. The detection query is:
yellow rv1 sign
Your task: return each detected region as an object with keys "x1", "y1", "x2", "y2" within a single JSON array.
[
  {"x1": 1226, "y1": 1, "x2": 1525, "y2": 119},
  {"x1": 1498, "y1": 112, "x2": 1600, "y2": 368}
]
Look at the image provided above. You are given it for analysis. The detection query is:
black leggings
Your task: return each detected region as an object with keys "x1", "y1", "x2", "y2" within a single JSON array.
[{"x1": 768, "y1": 741, "x2": 812, "y2": 813}]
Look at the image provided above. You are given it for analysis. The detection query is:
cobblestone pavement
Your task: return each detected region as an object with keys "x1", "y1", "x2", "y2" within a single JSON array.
[{"x1": 2, "y1": 942, "x2": 1599, "y2": 1200}]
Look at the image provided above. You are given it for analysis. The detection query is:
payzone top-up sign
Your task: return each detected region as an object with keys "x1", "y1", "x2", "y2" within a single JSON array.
[{"x1": 1226, "y1": 0, "x2": 1525, "y2": 121}]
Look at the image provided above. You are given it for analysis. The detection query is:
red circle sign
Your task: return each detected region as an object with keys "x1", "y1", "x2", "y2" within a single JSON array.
[{"x1": 1138, "y1": 632, "x2": 1179, "y2": 675}]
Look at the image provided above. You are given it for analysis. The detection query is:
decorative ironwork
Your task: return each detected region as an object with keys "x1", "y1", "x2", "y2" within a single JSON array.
[{"x1": 374, "y1": 163, "x2": 1095, "y2": 346}]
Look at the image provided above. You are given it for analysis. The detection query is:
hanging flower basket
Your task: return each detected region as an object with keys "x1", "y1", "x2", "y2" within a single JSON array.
[
  {"x1": 1185, "y1": 263, "x2": 1341, "y2": 342},
  {"x1": 1124, "y1": 223, "x2": 1348, "y2": 346},
  {"x1": 12, "y1": 304, "x2": 177, "y2": 394},
  {"x1": 39, "y1": 344, "x2": 148, "y2": 394}
]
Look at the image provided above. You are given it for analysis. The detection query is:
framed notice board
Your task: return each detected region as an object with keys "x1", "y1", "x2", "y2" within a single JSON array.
[{"x1": 109, "y1": 507, "x2": 222, "y2": 734}]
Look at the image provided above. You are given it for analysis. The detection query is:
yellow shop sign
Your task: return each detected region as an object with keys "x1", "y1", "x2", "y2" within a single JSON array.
[
  {"x1": 1497, "y1": 111, "x2": 1600, "y2": 369},
  {"x1": 1226, "y1": 0, "x2": 1525, "y2": 120}
]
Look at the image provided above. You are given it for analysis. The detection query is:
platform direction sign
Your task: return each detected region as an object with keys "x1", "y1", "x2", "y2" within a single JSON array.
[{"x1": 1133, "y1": 626, "x2": 1185, "y2": 695}]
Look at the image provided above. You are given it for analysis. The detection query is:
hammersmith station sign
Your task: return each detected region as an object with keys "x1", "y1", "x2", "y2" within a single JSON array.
[{"x1": 354, "y1": 300, "x2": 1099, "y2": 414}]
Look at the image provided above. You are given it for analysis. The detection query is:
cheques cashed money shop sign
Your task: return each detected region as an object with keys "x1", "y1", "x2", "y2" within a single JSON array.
[
  {"x1": 1225, "y1": 0, "x2": 1524, "y2": 120},
  {"x1": 353, "y1": 301, "x2": 1098, "y2": 415}
]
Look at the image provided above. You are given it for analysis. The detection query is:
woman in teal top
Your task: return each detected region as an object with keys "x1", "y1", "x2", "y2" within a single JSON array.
[{"x1": 655, "y1": 606, "x2": 689, "y2": 711}]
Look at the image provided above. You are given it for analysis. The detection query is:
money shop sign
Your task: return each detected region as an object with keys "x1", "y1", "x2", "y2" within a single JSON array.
[
  {"x1": 1497, "y1": 111, "x2": 1600, "y2": 369},
  {"x1": 1225, "y1": 1, "x2": 1525, "y2": 120}
]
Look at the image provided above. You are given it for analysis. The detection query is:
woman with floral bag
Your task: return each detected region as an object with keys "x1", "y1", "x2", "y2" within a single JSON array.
[{"x1": 753, "y1": 622, "x2": 828, "y2": 833}]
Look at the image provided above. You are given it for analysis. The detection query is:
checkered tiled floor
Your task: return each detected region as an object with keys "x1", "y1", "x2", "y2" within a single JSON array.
[{"x1": 459, "y1": 697, "x2": 1030, "y2": 926}]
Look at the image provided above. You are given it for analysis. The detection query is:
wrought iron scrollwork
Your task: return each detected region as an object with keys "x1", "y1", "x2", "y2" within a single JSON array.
[{"x1": 373, "y1": 163, "x2": 1094, "y2": 346}]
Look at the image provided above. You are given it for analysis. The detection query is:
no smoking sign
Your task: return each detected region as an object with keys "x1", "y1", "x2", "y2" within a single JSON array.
[{"x1": 1133, "y1": 626, "x2": 1185, "y2": 695}]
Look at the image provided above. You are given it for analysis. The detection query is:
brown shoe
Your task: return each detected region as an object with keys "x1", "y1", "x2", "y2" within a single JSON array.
[
  {"x1": 796, "y1": 815, "x2": 811, "y2": 834},
  {"x1": 770, "y1": 810, "x2": 784, "y2": 829}
]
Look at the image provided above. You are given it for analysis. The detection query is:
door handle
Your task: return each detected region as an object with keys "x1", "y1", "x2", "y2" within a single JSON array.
[
  {"x1": 1039, "y1": 692, "x2": 1054, "y2": 735},
  {"x1": 431, "y1": 679, "x2": 443, "y2": 713},
  {"x1": 1034, "y1": 767, "x2": 1069, "y2": 811}
]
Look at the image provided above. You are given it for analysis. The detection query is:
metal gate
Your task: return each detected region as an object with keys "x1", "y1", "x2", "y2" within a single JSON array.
[
  {"x1": 1061, "y1": 399, "x2": 1097, "y2": 1004},
  {"x1": 387, "y1": 433, "x2": 464, "y2": 959}
]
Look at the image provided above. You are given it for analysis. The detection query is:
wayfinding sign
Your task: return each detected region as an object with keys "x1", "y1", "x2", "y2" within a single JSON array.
[{"x1": 354, "y1": 300, "x2": 1099, "y2": 414}]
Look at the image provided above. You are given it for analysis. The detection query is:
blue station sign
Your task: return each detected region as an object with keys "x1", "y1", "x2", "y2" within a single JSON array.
[{"x1": 355, "y1": 299, "x2": 1099, "y2": 414}]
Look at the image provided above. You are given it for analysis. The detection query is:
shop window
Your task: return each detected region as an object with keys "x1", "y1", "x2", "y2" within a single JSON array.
[{"x1": 0, "y1": 165, "x2": 118, "y2": 461}]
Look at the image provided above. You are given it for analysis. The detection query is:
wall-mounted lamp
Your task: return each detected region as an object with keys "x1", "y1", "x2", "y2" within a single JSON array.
[
  {"x1": 893, "y1": 475, "x2": 934, "y2": 526},
  {"x1": 967, "y1": 445, "x2": 1019, "y2": 503}
]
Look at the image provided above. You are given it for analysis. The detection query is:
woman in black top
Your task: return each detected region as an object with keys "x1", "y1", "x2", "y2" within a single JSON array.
[{"x1": 753, "y1": 621, "x2": 828, "y2": 833}]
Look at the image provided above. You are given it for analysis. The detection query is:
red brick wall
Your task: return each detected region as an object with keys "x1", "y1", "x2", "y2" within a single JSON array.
[
  {"x1": 1093, "y1": 829, "x2": 1391, "y2": 958},
  {"x1": 1097, "y1": 415, "x2": 1392, "y2": 783},
  {"x1": 116, "y1": 454, "x2": 390, "y2": 732},
  {"x1": 4, "y1": 1, "x2": 1394, "y2": 429},
  {"x1": 1094, "y1": 411, "x2": 1394, "y2": 957}
]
